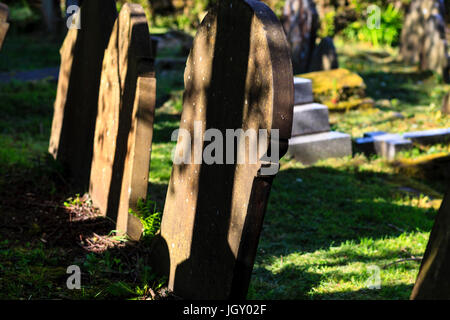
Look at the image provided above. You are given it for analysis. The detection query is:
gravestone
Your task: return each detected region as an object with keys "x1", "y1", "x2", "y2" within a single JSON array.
[
  {"x1": 0, "y1": 2, "x2": 9, "y2": 50},
  {"x1": 41, "y1": 0, "x2": 63, "y2": 34},
  {"x1": 400, "y1": 0, "x2": 449, "y2": 81},
  {"x1": 89, "y1": 3, "x2": 156, "y2": 240},
  {"x1": 49, "y1": 0, "x2": 117, "y2": 189},
  {"x1": 281, "y1": 0, "x2": 319, "y2": 74},
  {"x1": 443, "y1": 93, "x2": 450, "y2": 115},
  {"x1": 151, "y1": 0, "x2": 293, "y2": 299},
  {"x1": 411, "y1": 191, "x2": 450, "y2": 299},
  {"x1": 309, "y1": 36, "x2": 339, "y2": 72}
]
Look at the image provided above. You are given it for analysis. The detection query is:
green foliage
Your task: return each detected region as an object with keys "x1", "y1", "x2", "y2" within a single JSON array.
[
  {"x1": 319, "y1": 10, "x2": 336, "y2": 38},
  {"x1": 342, "y1": 4, "x2": 403, "y2": 47},
  {"x1": 129, "y1": 199, "x2": 162, "y2": 240}
]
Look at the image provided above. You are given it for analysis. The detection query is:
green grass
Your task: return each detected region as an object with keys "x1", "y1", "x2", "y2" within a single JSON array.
[
  {"x1": 0, "y1": 34, "x2": 61, "y2": 72},
  {"x1": 0, "y1": 33, "x2": 449, "y2": 300}
]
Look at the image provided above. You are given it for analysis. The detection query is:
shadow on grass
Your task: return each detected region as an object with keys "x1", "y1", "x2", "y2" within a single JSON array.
[{"x1": 260, "y1": 165, "x2": 438, "y2": 257}]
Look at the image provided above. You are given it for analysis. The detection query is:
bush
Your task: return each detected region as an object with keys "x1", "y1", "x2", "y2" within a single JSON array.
[{"x1": 342, "y1": 3, "x2": 403, "y2": 47}]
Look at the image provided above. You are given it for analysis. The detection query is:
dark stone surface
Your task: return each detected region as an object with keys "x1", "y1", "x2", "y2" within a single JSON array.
[
  {"x1": 48, "y1": 0, "x2": 118, "y2": 190},
  {"x1": 309, "y1": 36, "x2": 339, "y2": 72},
  {"x1": 151, "y1": 0, "x2": 293, "y2": 300},
  {"x1": 411, "y1": 191, "x2": 450, "y2": 299}
]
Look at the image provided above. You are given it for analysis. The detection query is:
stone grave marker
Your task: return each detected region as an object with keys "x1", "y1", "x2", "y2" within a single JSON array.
[
  {"x1": 281, "y1": 0, "x2": 319, "y2": 74},
  {"x1": 89, "y1": 3, "x2": 156, "y2": 240},
  {"x1": 401, "y1": 0, "x2": 449, "y2": 81},
  {"x1": 49, "y1": 0, "x2": 118, "y2": 189},
  {"x1": 443, "y1": 93, "x2": 450, "y2": 115},
  {"x1": 411, "y1": 191, "x2": 450, "y2": 299},
  {"x1": 309, "y1": 37, "x2": 339, "y2": 72},
  {"x1": 288, "y1": 76, "x2": 352, "y2": 165},
  {"x1": 0, "y1": 2, "x2": 9, "y2": 50},
  {"x1": 151, "y1": 0, "x2": 293, "y2": 299}
]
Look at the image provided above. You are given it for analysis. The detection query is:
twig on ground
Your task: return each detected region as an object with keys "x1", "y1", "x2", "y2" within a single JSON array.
[{"x1": 383, "y1": 257, "x2": 422, "y2": 269}]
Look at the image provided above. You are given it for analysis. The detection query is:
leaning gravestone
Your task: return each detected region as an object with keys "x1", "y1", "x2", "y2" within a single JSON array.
[
  {"x1": 49, "y1": 0, "x2": 117, "y2": 189},
  {"x1": 150, "y1": 0, "x2": 293, "y2": 299},
  {"x1": 281, "y1": 0, "x2": 319, "y2": 74},
  {"x1": 0, "y1": 2, "x2": 9, "y2": 50},
  {"x1": 89, "y1": 3, "x2": 156, "y2": 240},
  {"x1": 411, "y1": 191, "x2": 450, "y2": 299}
]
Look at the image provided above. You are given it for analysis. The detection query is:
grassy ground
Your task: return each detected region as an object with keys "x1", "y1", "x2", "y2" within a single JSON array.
[{"x1": 0, "y1": 31, "x2": 449, "y2": 300}]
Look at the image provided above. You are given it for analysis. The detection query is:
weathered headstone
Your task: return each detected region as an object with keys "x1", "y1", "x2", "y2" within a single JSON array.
[
  {"x1": 41, "y1": 0, "x2": 63, "y2": 34},
  {"x1": 89, "y1": 3, "x2": 156, "y2": 240},
  {"x1": 49, "y1": 0, "x2": 117, "y2": 189},
  {"x1": 0, "y1": 2, "x2": 9, "y2": 50},
  {"x1": 400, "y1": 0, "x2": 449, "y2": 81},
  {"x1": 411, "y1": 191, "x2": 450, "y2": 299},
  {"x1": 443, "y1": 93, "x2": 450, "y2": 115},
  {"x1": 151, "y1": 0, "x2": 293, "y2": 299},
  {"x1": 309, "y1": 36, "x2": 339, "y2": 72},
  {"x1": 281, "y1": 0, "x2": 319, "y2": 74}
]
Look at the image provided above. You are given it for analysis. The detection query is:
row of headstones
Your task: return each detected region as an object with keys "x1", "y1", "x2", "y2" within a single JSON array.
[
  {"x1": 49, "y1": 1, "x2": 156, "y2": 240},
  {"x1": 0, "y1": 2, "x2": 8, "y2": 50},
  {"x1": 49, "y1": 0, "x2": 293, "y2": 299},
  {"x1": 47, "y1": 0, "x2": 450, "y2": 301},
  {"x1": 287, "y1": 77, "x2": 352, "y2": 165}
]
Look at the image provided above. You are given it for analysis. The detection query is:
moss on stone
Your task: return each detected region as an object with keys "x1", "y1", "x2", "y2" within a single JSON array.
[{"x1": 296, "y1": 68, "x2": 372, "y2": 110}]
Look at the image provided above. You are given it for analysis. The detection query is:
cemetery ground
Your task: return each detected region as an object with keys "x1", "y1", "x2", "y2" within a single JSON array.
[{"x1": 0, "y1": 32, "x2": 449, "y2": 300}]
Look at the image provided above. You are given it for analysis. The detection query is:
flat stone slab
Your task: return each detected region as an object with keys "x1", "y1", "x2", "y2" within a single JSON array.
[
  {"x1": 288, "y1": 131, "x2": 352, "y2": 165},
  {"x1": 291, "y1": 103, "x2": 330, "y2": 136},
  {"x1": 403, "y1": 128, "x2": 450, "y2": 145},
  {"x1": 373, "y1": 134, "x2": 412, "y2": 161},
  {"x1": 294, "y1": 77, "x2": 314, "y2": 105}
]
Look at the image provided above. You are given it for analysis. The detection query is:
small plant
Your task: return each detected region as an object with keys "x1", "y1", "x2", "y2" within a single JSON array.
[
  {"x1": 63, "y1": 194, "x2": 82, "y2": 208},
  {"x1": 129, "y1": 199, "x2": 162, "y2": 241}
]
